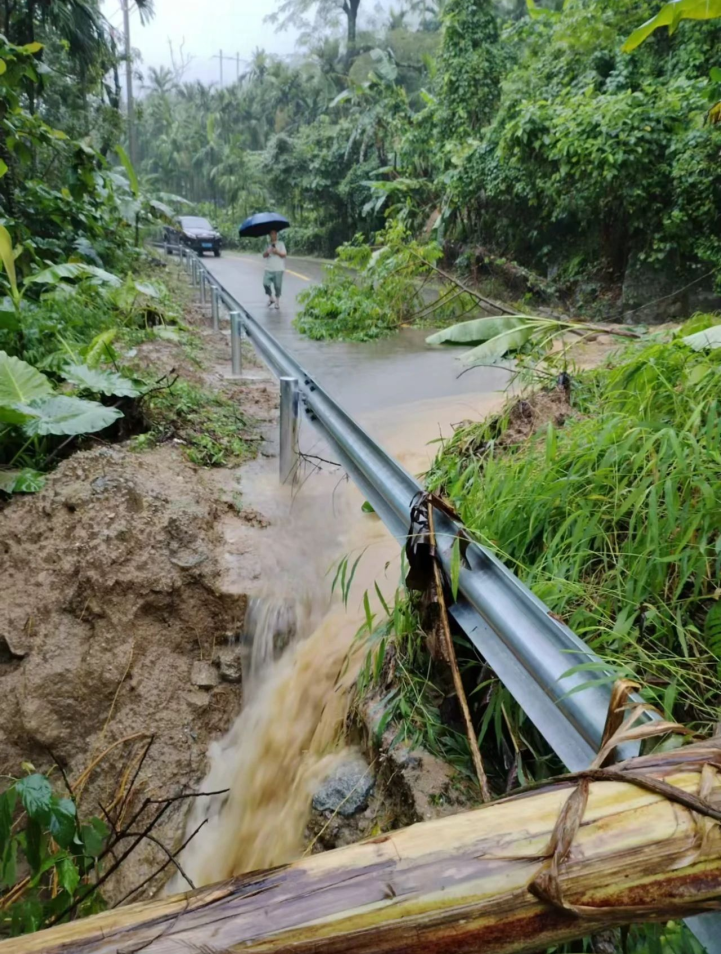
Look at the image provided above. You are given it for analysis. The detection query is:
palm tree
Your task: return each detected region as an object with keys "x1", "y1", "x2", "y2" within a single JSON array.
[{"x1": 143, "y1": 65, "x2": 176, "y2": 96}]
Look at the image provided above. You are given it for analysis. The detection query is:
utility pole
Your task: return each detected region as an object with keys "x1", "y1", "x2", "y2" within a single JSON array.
[
  {"x1": 121, "y1": 0, "x2": 136, "y2": 166},
  {"x1": 213, "y1": 51, "x2": 241, "y2": 87}
]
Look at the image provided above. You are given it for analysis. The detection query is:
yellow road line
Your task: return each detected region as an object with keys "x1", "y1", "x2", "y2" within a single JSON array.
[{"x1": 235, "y1": 256, "x2": 312, "y2": 282}]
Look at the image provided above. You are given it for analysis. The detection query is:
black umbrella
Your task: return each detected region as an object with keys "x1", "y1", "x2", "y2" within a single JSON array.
[{"x1": 238, "y1": 212, "x2": 290, "y2": 238}]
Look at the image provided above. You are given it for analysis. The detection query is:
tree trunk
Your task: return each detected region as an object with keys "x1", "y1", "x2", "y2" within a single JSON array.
[
  {"x1": 3, "y1": 739, "x2": 721, "y2": 954},
  {"x1": 344, "y1": 0, "x2": 360, "y2": 61}
]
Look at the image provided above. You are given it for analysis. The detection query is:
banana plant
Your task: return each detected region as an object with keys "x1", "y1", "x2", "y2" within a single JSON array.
[
  {"x1": 622, "y1": 0, "x2": 721, "y2": 52},
  {"x1": 426, "y1": 314, "x2": 642, "y2": 370}
]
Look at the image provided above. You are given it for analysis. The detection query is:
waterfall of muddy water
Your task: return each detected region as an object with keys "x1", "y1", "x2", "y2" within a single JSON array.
[
  {"x1": 168, "y1": 390, "x2": 506, "y2": 892},
  {"x1": 171, "y1": 606, "x2": 363, "y2": 885}
]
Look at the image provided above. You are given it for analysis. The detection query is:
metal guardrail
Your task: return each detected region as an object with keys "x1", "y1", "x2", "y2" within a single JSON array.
[{"x1": 178, "y1": 247, "x2": 718, "y2": 952}]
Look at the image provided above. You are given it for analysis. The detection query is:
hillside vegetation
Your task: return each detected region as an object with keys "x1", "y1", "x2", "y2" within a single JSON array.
[{"x1": 137, "y1": 0, "x2": 721, "y2": 319}]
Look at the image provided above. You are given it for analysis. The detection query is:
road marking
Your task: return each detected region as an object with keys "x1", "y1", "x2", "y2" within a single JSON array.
[{"x1": 235, "y1": 256, "x2": 312, "y2": 282}]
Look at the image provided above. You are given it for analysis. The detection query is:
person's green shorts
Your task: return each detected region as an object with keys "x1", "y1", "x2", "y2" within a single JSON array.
[{"x1": 263, "y1": 270, "x2": 284, "y2": 297}]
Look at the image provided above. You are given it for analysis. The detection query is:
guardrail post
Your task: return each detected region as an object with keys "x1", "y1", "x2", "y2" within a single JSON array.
[
  {"x1": 211, "y1": 285, "x2": 220, "y2": 331},
  {"x1": 230, "y1": 312, "x2": 242, "y2": 377},
  {"x1": 200, "y1": 270, "x2": 207, "y2": 306},
  {"x1": 279, "y1": 376, "x2": 299, "y2": 484}
]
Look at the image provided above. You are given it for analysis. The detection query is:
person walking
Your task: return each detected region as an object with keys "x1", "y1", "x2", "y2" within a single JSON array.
[{"x1": 262, "y1": 229, "x2": 287, "y2": 309}]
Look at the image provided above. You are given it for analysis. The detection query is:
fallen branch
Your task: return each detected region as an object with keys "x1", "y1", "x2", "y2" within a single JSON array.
[
  {"x1": 6, "y1": 737, "x2": 721, "y2": 954},
  {"x1": 408, "y1": 248, "x2": 519, "y2": 316},
  {"x1": 427, "y1": 502, "x2": 490, "y2": 802}
]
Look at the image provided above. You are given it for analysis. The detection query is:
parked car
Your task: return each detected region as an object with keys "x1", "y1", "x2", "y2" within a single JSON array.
[{"x1": 164, "y1": 215, "x2": 222, "y2": 257}]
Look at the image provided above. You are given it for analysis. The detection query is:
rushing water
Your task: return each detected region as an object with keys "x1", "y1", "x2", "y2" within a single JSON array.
[
  {"x1": 170, "y1": 603, "x2": 360, "y2": 886},
  {"x1": 167, "y1": 256, "x2": 510, "y2": 890}
]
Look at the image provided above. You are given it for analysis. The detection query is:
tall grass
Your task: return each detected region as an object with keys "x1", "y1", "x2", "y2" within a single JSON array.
[{"x1": 427, "y1": 333, "x2": 721, "y2": 730}]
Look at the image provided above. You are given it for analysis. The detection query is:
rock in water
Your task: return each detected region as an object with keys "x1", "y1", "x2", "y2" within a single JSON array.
[{"x1": 312, "y1": 754, "x2": 374, "y2": 817}]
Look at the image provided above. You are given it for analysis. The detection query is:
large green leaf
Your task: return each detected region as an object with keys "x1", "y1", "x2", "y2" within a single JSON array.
[
  {"x1": 81, "y1": 329, "x2": 117, "y2": 368},
  {"x1": 0, "y1": 303, "x2": 19, "y2": 331},
  {"x1": 27, "y1": 263, "x2": 122, "y2": 288},
  {"x1": 0, "y1": 468, "x2": 45, "y2": 494},
  {"x1": 62, "y1": 364, "x2": 140, "y2": 397},
  {"x1": 148, "y1": 199, "x2": 174, "y2": 222},
  {"x1": 15, "y1": 396, "x2": 123, "y2": 437},
  {"x1": 683, "y1": 325, "x2": 721, "y2": 351},
  {"x1": 0, "y1": 225, "x2": 19, "y2": 302},
  {"x1": 426, "y1": 316, "x2": 532, "y2": 347},
  {"x1": 623, "y1": 0, "x2": 721, "y2": 52},
  {"x1": 132, "y1": 279, "x2": 161, "y2": 299},
  {"x1": 115, "y1": 144, "x2": 139, "y2": 197},
  {"x1": 460, "y1": 323, "x2": 539, "y2": 366},
  {"x1": 0, "y1": 350, "x2": 52, "y2": 407}
]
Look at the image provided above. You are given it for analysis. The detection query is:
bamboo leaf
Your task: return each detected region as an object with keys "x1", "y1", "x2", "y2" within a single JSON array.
[
  {"x1": 450, "y1": 537, "x2": 461, "y2": 601},
  {"x1": 363, "y1": 590, "x2": 375, "y2": 633}
]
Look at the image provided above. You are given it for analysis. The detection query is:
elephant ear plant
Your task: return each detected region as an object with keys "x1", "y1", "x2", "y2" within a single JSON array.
[{"x1": 0, "y1": 227, "x2": 142, "y2": 495}]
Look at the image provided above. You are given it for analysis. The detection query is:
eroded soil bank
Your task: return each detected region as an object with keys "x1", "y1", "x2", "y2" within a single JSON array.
[{"x1": 0, "y1": 270, "x2": 280, "y2": 904}]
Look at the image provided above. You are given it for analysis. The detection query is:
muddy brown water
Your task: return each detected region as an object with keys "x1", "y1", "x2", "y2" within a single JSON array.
[{"x1": 168, "y1": 253, "x2": 510, "y2": 890}]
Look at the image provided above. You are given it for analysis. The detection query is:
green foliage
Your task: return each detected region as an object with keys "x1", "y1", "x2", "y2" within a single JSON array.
[
  {"x1": 426, "y1": 312, "x2": 643, "y2": 370},
  {"x1": 623, "y1": 0, "x2": 721, "y2": 51},
  {"x1": 427, "y1": 327, "x2": 721, "y2": 729},
  {"x1": 1, "y1": 768, "x2": 109, "y2": 936},
  {"x1": 295, "y1": 223, "x2": 478, "y2": 341},
  {"x1": 143, "y1": 378, "x2": 254, "y2": 467},
  {"x1": 438, "y1": 0, "x2": 505, "y2": 137},
  {"x1": 0, "y1": 237, "x2": 160, "y2": 492}
]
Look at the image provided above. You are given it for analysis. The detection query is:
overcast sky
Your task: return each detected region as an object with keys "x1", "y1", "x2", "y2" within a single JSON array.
[
  {"x1": 102, "y1": 0, "x2": 304, "y2": 89},
  {"x1": 102, "y1": 0, "x2": 393, "y2": 90}
]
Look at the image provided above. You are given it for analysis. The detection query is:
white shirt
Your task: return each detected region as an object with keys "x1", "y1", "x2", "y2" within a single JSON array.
[{"x1": 264, "y1": 241, "x2": 286, "y2": 272}]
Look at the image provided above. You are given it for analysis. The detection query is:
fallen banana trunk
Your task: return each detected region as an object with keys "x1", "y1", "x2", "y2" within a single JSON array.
[{"x1": 4, "y1": 739, "x2": 721, "y2": 954}]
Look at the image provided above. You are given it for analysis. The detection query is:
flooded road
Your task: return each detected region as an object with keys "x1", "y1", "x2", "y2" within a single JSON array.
[
  {"x1": 204, "y1": 252, "x2": 510, "y2": 421},
  {"x1": 170, "y1": 251, "x2": 510, "y2": 890}
]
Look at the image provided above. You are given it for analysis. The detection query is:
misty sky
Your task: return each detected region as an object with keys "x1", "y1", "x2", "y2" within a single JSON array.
[
  {"x1": 102, "y1": 0, "x2": 303, "y2": 88},
  {"x1": 102, "y1": 0, "x2": 394, "y2": 90}
]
